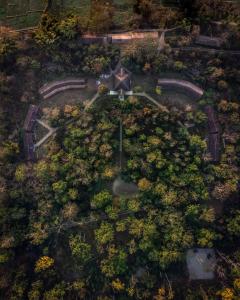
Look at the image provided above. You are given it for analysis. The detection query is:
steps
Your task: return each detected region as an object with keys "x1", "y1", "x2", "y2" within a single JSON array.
[{"x1": 39, "y1": 79, "x2": 86, "y2": 99}]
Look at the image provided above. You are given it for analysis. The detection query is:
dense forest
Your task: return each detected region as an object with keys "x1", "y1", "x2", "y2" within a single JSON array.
[{"x1": 0, "y1": 0, "x2": 240, "y2": 299}]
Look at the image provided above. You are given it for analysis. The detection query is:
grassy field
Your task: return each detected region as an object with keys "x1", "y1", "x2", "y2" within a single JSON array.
[
  {"x1": 0, "y1": 0, "x2": 167, "y2": 29},
  {"x1": 1, "y1": 0, "x2": 240, "y2": 30}
]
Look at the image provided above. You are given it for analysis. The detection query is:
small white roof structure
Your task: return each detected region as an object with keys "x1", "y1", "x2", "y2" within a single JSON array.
[{"x1": 186, "y1": 248, "x2": 216, "y2": 280}]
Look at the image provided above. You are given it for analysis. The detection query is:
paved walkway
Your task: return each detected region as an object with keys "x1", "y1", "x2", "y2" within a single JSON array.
[
  {"x1": 133, "y1": 92, "x2": 169, "y2": 112},
  {"x1": 85, "y1": 93, "x2": 100, "y2": 109},
  {"x1": 34, "y1": 119, "x2": 56, "y2": 148},
  {"x1": 34, "y1": 92, "x2": 100, "y2": 150},
  {"x1": 172, "y1": 46, "x2": 240, "y2": 56},
  {"x1": 157, "y1": 79, "x2": 204, "y2": 99}
]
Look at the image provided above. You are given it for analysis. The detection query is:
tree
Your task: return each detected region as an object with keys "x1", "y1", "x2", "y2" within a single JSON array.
[
  {"x1": 70, "y1": 280, "x2": 87, "y2": 299},
  {"x1": 88, "y1": 0, "x2": 114, "y2": 33},
  {"x1": 95, "y1": 222, "x2": 114, "y2": 245},
  {"x1": 98, "y1": 84, "x2": 109, "y2": 95},
  {"x1": 15, "y1": 164, "x2": 27, "y2": 182},
  {"x1": 0, "y1": 27, "x2": 18, "y2": 66},
  {"x1": 100, "y1": 245, "x2": 128, "y2": 277},
  {"x1": 112, "y1": 278, "x2": 125, "y2": 292},
  {"x1": 138, "y1": 178, "x2": 151, "y2": 191},
  {"x1": 69, "y1": 235, "x2": 92, "y2": 264},
  {"x1": 227, "y1": 211, "x2": 240, "y2": 237},
  {"x1": 62, "y1": 202, "x2": 79, "y2": 220},
  {"x1": 34, "y1": 14, "x2": 59, "y2": 47},
  {"x1": 43, "y1": 283, "x2": 66, "y2": 300},
  {"x1": 189, "y1": 135, "x2": 206, "y2": 153},
  {"x1": 91, "y1": 190, "x2": 112, "y2": 209},
  {"x1": 28, "y1": 281, "x2": 43, "y2": 300},
  {"x1": 57, "y1": 15, "x2": 81, "y2": 39},
  {"x1": 35, "y1": 256, "x2": 54, "y2": 273},
  {"x1": 197, "y1": 229, "x2": 218, "y2": 248}
]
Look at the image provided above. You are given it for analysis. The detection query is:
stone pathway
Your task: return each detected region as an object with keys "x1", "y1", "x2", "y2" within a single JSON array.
[
  {"x1": 86, "y1": 92, "x2": 100, "y2": 109},
  {"x1": 34, "y1": 92, "x2": 100, "y2": 150}
]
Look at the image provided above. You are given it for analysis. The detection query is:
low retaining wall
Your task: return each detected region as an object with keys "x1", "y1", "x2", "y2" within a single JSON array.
[
  {"x1": 207, "y1": 132, "x2": 221, "y2": 162},
  {"x1": 23, "y1": 104, "x2": 40, "y2": 161},
  {"x1": 24, "y1": 132, "x2": 35, "y2": 161},
  {"x1": 204, "y1": 105, "x2": 221, "y2": 162},
  {"x1": 195, "y1": 35, "x2": 224, "y2": 48},
  {"x1": 23, "y1": 104, "x2": 40, "y2": 132},
  {"x1": 204, "y1": 105, "x2": 220, "y2": 134},
  {"x1": 39, "y1": 79, "x2": 86, "y2": 100},
  {"x1": 157, "y1": 78, "x2": 204, "y2": 99},
  {"x1": 79, "y1": 31, "x2": 159, "y2": 44}
]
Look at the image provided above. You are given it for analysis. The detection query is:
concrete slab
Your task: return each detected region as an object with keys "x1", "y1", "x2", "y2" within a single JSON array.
[{"x1": 186, "y1": 248, "x2": 216, "y2": 280}]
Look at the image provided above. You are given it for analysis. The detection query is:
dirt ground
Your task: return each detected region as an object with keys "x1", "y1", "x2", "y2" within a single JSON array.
[
  {"x1": 113, "y1": 176, "x2": 139, "y2": 197},
  {"x1": 39, "y1": 78, "x2": 97, "y2": 109}
]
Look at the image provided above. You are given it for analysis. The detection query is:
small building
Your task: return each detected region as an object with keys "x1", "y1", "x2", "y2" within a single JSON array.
[
  {"x1": 105, "y1": 62, "x2": 132, "y2": 100},
  {"x1": 187, "y1": 248, "x2": 216, "y2": 280},
  {"x1": 195, "y1": 35, "x2": 224, "y2": 48},
  {"x1": 23, "y1": 105, "x2": 39, "y2": 132},
  {"x1": 111, "y1": 63, "x2": 131, "y2": 92}
]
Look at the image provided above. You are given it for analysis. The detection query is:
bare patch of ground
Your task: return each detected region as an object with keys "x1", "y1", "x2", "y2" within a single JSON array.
[
  {"x1": 113, "y1": 176, "x2": 138, "y2": 197},
  {"x1": 39, "y1": 78, "x2": 97, "y2": 109}
]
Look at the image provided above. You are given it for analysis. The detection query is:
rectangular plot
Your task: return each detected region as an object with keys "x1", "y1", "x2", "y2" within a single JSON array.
[
  {"x1": 62, "y1": 0, "x2": 85, "y2": 8},
  {"x1": 7, "y1": 12, "x2": 42, "y2": 28},
  {"x1": 58, "y1": 0, "x2": 90, "y2": 16},
  {"x1": 20, "y1": 0, "x2": 29, "y2": 12},
  {"x1": 29, "y1": 0, "x2": 45, "y2": 11},
  {"x1": 6, "y1": 0, "x2": 29, "y2": 17},
  {"x1": 0, "y1": 0, "x2": 7, "y2": 21},
  {"x1": 6, "y1": 0, "x2": 21, "y2": 16}
]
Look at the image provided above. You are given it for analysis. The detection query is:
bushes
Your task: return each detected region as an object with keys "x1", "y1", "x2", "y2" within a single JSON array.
[
  {"x1": 0, "y1": 27, "x2": 18, "y2": 67},
  {"x1": 69, "y1": 235, "x2": 92, "y2": 264},
  {"x1": 35, "y1": 256, "x2": 54, "y2": 273},
  {"x1": 35, "y1": 14, "x2": 81, "y2": 47}
]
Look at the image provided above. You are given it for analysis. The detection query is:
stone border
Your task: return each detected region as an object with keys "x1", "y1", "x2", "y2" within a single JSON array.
[
  {"x1": 204, "y1": 105, "x2": 221, "y2": 163},
  {"x1": 39, "y1": 79, "x2": 86, "y2": 100}
]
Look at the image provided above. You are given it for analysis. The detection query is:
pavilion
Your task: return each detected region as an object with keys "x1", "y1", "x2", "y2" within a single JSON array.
[{"x1": 108, "y1": 62, "x2": 132, "y2": 100}]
